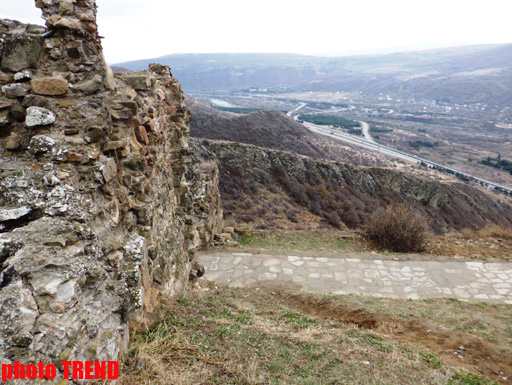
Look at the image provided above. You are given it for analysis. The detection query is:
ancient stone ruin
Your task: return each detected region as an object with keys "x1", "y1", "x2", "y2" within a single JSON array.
[{"x1": 0, "y1": 0, "x2": 223, "y2": 373}]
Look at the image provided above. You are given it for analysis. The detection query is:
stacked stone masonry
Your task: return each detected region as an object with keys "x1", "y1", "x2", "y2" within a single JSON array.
[{"x1": 0, "y1": 0, "x2": 223, "y2": 377}]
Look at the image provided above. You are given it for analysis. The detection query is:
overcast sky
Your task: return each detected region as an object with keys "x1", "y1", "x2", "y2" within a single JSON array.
[{"x1": 2, "y1": 0, "x2": 512, "y2": 64}]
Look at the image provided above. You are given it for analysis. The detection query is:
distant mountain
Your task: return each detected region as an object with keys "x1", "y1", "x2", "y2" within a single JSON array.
[
  {"x1": 116, "y1": 44, "x2": 512, "y2": 106},
  {"x1": 110, "y1": 65, "x2": 131, "y2": 74}
]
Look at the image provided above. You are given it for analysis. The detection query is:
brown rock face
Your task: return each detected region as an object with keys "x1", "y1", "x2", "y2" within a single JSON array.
[
  {"x1": 135, "y1": 126, "x2": 149, "y2": 144},
  {"x1": 0, "y1": 74, "x2": 14, "y2": 85},
  {"x1": 3, "y1": 135, "x2": 20, "y2": 150},
  {"x1": 31, "y1": 77, "x2": 69, "y2": 96}
]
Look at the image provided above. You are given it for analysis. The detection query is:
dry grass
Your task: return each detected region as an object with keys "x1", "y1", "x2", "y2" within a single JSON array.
[
  {"x1": 477, "y1": 225, "x2": 512, "y2": 240},
  {"x1": 96, "y1": 286, "x2": 507, "y2": 385},
  {"x1": 429, "y1": 225, "x2": 512, "y2": 261},
  {"x1": 224, "y1": 229, "x2": 361, "y2": 255},
  {"x1": 220, "y1": 227, "x2": 512, "y2": 262}
]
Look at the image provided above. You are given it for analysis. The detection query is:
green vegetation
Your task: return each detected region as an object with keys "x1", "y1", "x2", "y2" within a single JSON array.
[
  {"x1": 104, "y1": 288, "x2": 509, "y2": 385},
  {"x1": 301, "y1": 114, "x2": 360, "y2": 128},
  {"x1": 479, "y1": 155, "x2": 512, "y2": 175},
  {"x1": 346, "y1": 330, "x2": 393, "y2": 353},
  {"x1": 370, "y1": 127, "x2": 393, "y2": 133},
  {"x1": 335, "y1": 294, "x2": 512, "y2": 347},
  {"x1": 347, "y1": 128, "x2": 362, "y2": 135},
  {"x1": 408, "y1": 140, "x2": 440, "y2": 150},
  {"x1": 494, "y1": 186, "x2": 512, "y2": 196},
  {"x1": 447, "y1": 372, "x2": 500, "y2": 385},
  {"x1": 405, "y1": 116, "x2": 434, "y2": 124},
  {"x1": 214, "y1": 107, "x2": 264, "y2": 114},
  {"x1": 430, "y1": 165, "x2": 488, "y2": 185},
  {"x1": 429, "y1": 164, "x2": 512, "y2": 197},
  {"x1": 306, "y1": 102, "x2": 348, "y2": 109},
  {"x1": 233, "y1": 229, "x2": 355, "y2": 254}
]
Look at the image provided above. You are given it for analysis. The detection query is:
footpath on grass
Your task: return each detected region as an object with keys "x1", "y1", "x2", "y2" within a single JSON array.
[{"x1": 197, "y1": 252, "x2": 512, "y2": 304}]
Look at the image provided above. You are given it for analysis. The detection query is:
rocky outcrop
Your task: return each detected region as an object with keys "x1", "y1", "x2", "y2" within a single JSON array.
[
  {"x1": 0, "y1": 0, "x2": 222, "y2": 374},
  {"x1": 193, "y1": 139, "x2": 512, "y2": 233}
]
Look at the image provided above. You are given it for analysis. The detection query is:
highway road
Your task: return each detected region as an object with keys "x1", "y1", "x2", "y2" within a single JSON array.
[
  {"x1": 286, "y1": 103, "x2": 306, "y2": 117},
  {"x1": 360, "y1": 121, "x2": 375, "y2": 143},
  {"x1": 304, "y1": 122, "x2": 420, "y2": 163},
  {"x1": 287, "y1": 104, "x2": 512, "y2": 194}
]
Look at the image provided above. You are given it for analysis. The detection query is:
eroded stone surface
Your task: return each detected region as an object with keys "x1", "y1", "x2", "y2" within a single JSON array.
[
  {"x1": 0, "y1": 207, "x2": 31, "y2": 221},
  {"x1": 2, "y1": 83, "x2": 30, "y2": 98}
]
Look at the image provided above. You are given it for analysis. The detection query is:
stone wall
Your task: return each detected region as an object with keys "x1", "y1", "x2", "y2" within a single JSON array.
[{"x1": 0, "y1": 0, "x2": 223, "y2": 374}]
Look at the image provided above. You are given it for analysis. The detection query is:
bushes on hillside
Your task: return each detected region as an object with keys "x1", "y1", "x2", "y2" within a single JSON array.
[{"x1": 362, "y1": 204, "x2": 430, "y2": 253}]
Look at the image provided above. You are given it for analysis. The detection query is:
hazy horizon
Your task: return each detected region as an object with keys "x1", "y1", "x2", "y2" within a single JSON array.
[
  {"x1": 2, "y1": 0, "x2": 512, "y2": 64},
  {"x1": 111, "y1": 41, "x2": 512, "y2": 64}
]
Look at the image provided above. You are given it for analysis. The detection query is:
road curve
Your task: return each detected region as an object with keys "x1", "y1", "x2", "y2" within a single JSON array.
[
  {"x1": 305, "y1": 122, "x2": 418, "y2": 163},
  {"x1": 286, "y1": 103, "x2": 306, "y2": 117},
  {"x1": 360, "y1": 121, "x2": 375, "y2": 143}
]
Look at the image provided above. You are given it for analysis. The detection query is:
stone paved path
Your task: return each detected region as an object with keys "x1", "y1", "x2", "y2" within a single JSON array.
[{"x1": 198, "y1": 252, "x2": 512, "y2": 304}]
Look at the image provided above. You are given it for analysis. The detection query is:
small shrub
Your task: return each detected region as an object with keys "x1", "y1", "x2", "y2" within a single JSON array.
[
  {"x1": 223, "y1": 203, "x2": 234, "y2": 212},
  {"x1": 238, "y1": 214, "x2": 254, "y2": 223},
  {"x1": 269, "y1": 185, "x2": 279, "y2": 194},
  {"x1": 460, "y1": 228, "x2": 475, "y2": 240},
  {"x1": 324, "y1": 211, "x2": 342, "y2": 229},
  {"x1": 286, "y1": 210, "x2": 298, "y2": 223},
  {"x1": 310, "y1": 200, "x2": 322, "y2": 215},
  {"x1": 362, "y1": 204, "x2": 430, "y2": 253}
]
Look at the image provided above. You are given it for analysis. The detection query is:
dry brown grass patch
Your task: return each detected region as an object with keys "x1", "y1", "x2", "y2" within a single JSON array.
[
  {"x1": 477, "y1": 224, "x2": 512, "y2": 239},
  {"x1": 430, "y1": 225, "x2": 512, "y2": 261}
]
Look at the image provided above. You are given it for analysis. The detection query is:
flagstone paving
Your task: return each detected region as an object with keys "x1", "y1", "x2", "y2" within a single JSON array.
[{"x1": 197, "y1": 252, "x2": 512, "y2": 304}]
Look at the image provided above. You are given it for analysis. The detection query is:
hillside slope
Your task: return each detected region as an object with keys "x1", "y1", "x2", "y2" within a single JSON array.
[
  {"x1": 188, "y1": 98, "x2": 392, "y2": 167},
  {"x1": 191, "y1": 139, "x2": 512, "y2": 233},
  {"x1": 191, "y1": 109, "x2": 323, "y2": 157}
]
